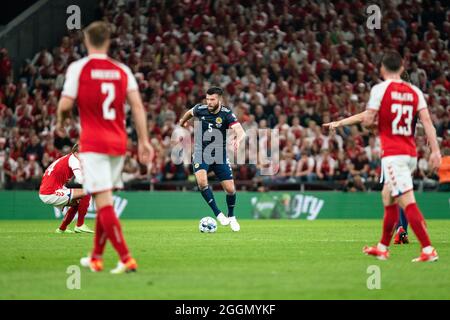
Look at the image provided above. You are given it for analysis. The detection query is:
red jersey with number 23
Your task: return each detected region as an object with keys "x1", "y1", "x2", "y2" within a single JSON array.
[
  {"x1": 39, "y1": 154, "x2": 81, "y2": 195},
  {"x1": 61, "y1": 54, "x2": 138, "y2": 156},
  {"x1": 366, "y1": 79, "x2": 427, "y2": 158}
]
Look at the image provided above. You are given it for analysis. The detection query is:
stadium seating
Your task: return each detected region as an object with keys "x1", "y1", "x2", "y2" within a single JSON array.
[{"x1": 0, "y1": 0, "x2": 449, "y2": 191}]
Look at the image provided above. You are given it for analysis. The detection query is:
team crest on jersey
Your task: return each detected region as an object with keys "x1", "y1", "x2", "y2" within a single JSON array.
[{"x1": 216, "y1": 117, "x2": 223, "y2": 128}]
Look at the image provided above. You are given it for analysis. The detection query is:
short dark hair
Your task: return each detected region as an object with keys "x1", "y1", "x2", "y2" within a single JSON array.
[
  {"x1": 206, "y1": 87, "x2": 223, "y2": 96},
  {"x1": 84, "y1": 21, "x2": 110, "y2": 48},
  {"x1": 381, "y1": 50, "x2": 403, "y2": 73}
]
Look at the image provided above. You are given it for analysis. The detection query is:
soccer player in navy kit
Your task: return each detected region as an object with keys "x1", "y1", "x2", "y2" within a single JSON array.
[{"x1": 179, "y1": 87, "x2": 246, "y2": 231}]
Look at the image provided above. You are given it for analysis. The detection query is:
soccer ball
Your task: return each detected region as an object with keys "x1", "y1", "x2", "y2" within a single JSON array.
[{"x1": 199, "y1": 217, "x2": 217, "y2": 233}]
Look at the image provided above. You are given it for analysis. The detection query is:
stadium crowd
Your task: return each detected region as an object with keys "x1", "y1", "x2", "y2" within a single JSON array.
[{"x1": 0, "y1": 0, "x2": 449, "y2": 191}]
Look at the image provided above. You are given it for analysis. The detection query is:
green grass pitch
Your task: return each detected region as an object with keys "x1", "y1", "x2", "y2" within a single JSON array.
[{"x1": 1, "y1": 219, "x2": 449, "y2": 299}]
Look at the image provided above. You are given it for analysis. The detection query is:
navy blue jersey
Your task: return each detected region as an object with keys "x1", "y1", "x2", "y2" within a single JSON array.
[{"x1": 192, "y1": 104, "x2": 238, "y2": 163}]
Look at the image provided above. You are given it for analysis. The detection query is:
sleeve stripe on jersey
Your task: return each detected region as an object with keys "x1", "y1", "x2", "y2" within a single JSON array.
[{"x1": 229, "y1": 121, "x2": 239, "y2": 128}]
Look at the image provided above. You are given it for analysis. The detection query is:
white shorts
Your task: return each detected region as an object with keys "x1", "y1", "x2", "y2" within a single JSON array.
[
  {"x1": 79, "y1": 152, "x2": 125, "y2": 194},
  {"x1": 39, "y1": 187, "x2": 72, "y2": 209},
  {"x1": 381, "y1": 155, "x2": 417, "y2": 197}
]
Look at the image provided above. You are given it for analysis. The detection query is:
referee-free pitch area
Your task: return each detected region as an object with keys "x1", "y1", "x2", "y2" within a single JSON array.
[{"x1": 1, "y1": 219, "x2": 449, "y2": 299}]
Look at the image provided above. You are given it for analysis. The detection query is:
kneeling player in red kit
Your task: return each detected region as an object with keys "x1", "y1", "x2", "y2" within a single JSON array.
[{"x1": 39, "y1": 143, "x2": 93, "y2": 234}]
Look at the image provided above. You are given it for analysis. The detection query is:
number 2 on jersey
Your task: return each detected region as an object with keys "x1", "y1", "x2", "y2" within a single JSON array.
[
  {"x1": 101, "y1": 83, "x2": 116, "y2": 120},
  {"x1": 391, "y1": 104, "x2": 413, "y2": 136}
]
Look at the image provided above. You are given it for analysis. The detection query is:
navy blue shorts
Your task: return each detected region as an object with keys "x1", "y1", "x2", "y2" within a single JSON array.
[{"x1": 193, "y1": 160, "x2": 233, "y2": 181}]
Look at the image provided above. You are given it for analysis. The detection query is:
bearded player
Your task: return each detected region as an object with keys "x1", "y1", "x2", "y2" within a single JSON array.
[
  {"x1": 56, "y1": 21, "x2": 152, "y2": 273},
  {"x1": 39, "y1": 143, "x2": 93, "y2": 234},
  {"x1": 324, "y1": 50, "x2": 441, "y2": 262},
  {"x1": 179, "y1": 87, "x2": 246, "y2": 231}
]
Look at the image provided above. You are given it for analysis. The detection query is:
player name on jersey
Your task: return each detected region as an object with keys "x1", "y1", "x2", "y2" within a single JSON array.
[
  {"x1": 91, "y1": 69, "x2": 121, "y2": 80},
  {"x1": 391, "y1": 91, "x2": 414, "y2": 102}
]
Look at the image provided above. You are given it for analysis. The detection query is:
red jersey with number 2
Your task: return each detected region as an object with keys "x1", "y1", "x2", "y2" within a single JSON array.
[
  {"x1": 366, "y1": 79, "x2": 427, "y2": 158},
  {"x1": 62, "y1": 54, "x2": 138, "y2": 156}
]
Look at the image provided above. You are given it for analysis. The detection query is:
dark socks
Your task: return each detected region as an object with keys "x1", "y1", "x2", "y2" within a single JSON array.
[
  {"x1": 226, "y1": 193, "x2": 236, "y2": 217},
  {"x1": 200, "y1": 185, "x2": 221, "y2": 217},
  {"x1": 398, "y1": 208, "x2": 408, "y2": 232}
]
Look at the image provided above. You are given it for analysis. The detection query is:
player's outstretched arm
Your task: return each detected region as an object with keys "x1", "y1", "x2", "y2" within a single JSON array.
[
  {"x1": 361, "y1": 109, "x2": 377, "y2": 128},
  {"x1": 322, "y1": 111, "x2": 366, "y2": 131},
  {"x1": 178, "y1": 108, "x2": 194, "y2": 127},
  {"x1": 128, "y1": 90, "x2": 153, "y2": 164},
  {"x1": 418, "y1": 108, "x2": 442, "y2": 170},
  {"x1": 56, "y1": 97, "x2": 74, "y2": 135}
]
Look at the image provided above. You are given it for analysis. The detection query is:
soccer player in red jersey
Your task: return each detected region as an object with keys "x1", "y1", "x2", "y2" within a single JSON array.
[
  {"x1": 324, "y1": 50, "x2": 441, "y2": 262},
  {"x1": 56, "y1": 21, "x2": 152, "y2": 274},
  {"x1": 39, "y1": 143, "x2": 93, "y2": 234}
]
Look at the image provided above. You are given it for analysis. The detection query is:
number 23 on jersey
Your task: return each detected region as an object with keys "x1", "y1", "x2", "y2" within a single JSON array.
[{"x1": 391, "y1": 104, "x2": 413, "y2": 136}]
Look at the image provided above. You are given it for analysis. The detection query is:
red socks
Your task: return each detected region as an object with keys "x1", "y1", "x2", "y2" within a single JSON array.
[
  {"x1": 76, "y1": 195, "x2": 91, "y2": 227},
  {"x1": 404, "y1": 203, "x2": 431, "y2": 248},
  {"x1": 92, "y1": 214, "x2": 107, "y2": 260},
  {"x1": 60, "y1": 196, "x2": 132, "y2": 263},
  {"x1": 380, "y1": 204, "x2": 400, "y2": 247},
  {"x1": 379, "y1": 202, "x2": 432, "y2": 249},
  {"x1": 94, "y1": 205, "x2": 130, "y2": 263},
  {"x1": 59, "y1": 206, "x2": 78, "y2": 230},
  {"x1": 59, "y1": 195, "x2": 91, "y2": 230}
]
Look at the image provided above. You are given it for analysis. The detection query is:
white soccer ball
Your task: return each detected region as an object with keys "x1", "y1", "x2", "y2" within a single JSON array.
[{"x1": 199, "y1": 217, "x2": 217, "y2": 233}]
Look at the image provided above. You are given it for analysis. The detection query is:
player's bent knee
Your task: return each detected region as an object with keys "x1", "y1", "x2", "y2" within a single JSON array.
[
  {"x1": 225, "y1": 187, "x2": 236, "y2": 195},
  {"x1": 223, "y1": 184, "x2": 236, "y2": 195}
]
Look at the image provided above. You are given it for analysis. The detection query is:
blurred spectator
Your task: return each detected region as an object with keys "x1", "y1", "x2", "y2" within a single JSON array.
[
  {"x1": 24, "y1": 135, "x2": 44, "y2": 162},
  {"x1": 316, "y1": 149, "x2": 335, "y2": 181},
  {"x1": 0, "y1": 49, "x2": 12, "y2": 85},
  {"x1": 438, "y1": 148, "x2": 450, "y2": 192},
  {"x1": 345, "y1": 175, "x2": 367, "y2": 192},
  {"x1": 278, "y1": 153, "x2": 297, "y2": 181},
  {"x1": 295, "y1": 152, "x2": 315, "y2": 182},
  {"x1": 24, "y1": 155, "x2": 42, "y2": 180}
]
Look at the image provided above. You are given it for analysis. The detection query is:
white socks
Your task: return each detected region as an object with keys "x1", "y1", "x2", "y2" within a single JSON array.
[{"x1": 422, "y1": 246, "x2": 434, "y2": 254}]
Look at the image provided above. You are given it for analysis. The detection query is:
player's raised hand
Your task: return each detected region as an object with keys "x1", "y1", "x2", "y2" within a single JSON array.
[
  {"x1": 428, "y1": 151, "x2": 442, "y2": 171},
  {"x1": 322, "y1": 121, "x2": 341, "y2": 132},
  {"x1": 138, "y1": 140, "x2": 154, "y2": 164}
]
